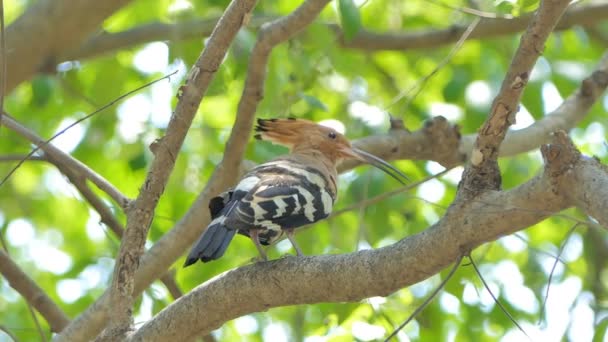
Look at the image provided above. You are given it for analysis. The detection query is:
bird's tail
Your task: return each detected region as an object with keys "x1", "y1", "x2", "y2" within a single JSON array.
[
  {"x1": 184, "y1": 193, "x2": 238, "y2": 267},
  {"x1": 183, "y1": 220, "x2": 237, "y2": 267}
]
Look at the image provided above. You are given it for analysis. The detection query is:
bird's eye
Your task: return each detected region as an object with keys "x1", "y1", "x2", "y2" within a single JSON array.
[{"x1": 328, "y1": 131, "x2": 337, "y2": 139}]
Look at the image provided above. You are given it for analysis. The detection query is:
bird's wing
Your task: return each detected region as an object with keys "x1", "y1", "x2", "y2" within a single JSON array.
[{"x1": 223, "y1": 162, "x2": 336, "y2": 244}]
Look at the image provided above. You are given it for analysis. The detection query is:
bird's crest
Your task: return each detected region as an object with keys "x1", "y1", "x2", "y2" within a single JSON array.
[
  {"x1": 254, "y1": 117, "x2": 409, "y2": 184},
  {"x1": 255, "y1": 118, "x2": 316, "y2": 148}
]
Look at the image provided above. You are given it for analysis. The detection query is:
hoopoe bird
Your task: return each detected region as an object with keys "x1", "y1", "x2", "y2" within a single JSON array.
[{"x1": 184, "y1": 118, "x2": 409, "y2": 266}]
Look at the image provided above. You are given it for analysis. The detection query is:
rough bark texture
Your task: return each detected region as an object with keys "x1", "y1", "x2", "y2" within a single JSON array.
[{"x1": 6, "y1": 0, "x2": 133, "y2": 91}]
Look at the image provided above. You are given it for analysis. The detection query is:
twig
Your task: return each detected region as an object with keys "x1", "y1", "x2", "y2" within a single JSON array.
[
  {"x1": 385, "y1": 17, "x2": 480, "y2": 110},
  {"x1": 0, "y1": 154, "x2": 46, "y2": 162},
  {"x1": 468, "y1": 255, "x2": 530, "y2": 340},
  {"x1": 0, "y1": 71, "x2": 177, "y2": 207},
  {"x1": 384, "y1": 256, "x2": 463, "y2": 341},
  {"x1": 330, "y1": 168, "x2": 451, "y2": 218},
  {"x1": 426, "y1": 0, "x2": 514, "y2": 19},
  {"x1": 538, "y1": 223, "x2": 579, "y2": 325},
  {"x1": 0, "y1": 325, "x2": 18, "y2": 342},
  {"x1": 513, "y1": 233, "x2": 567, "y2": 265},
  {"x1": 26, "y1": 305, "x2": 47, "y2": 342},
  {"x1": 51, "y1": 153, "x2": 186, "y2": 310},
  {"x1": 0, "y1": 250, "x2": 70, "y2": 333},
  {"x1": 1, "y1": 113, "x2": 129, "y2": 207}
]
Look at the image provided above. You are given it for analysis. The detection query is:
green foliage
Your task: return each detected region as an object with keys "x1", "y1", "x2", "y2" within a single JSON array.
[
  {"x1": 338, "y1": 0, "x2": 362, "y2": 41},
  {"x1": 1, "y1": 0, "x2": 607, "y2": 341}
]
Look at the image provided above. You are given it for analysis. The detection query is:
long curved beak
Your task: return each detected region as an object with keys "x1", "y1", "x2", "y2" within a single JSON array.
[{"x1": 341, "y1": 147, "x2": 409, "y2": 185}]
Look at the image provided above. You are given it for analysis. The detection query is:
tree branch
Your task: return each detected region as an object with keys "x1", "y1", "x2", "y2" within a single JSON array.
[
  {"x1": 5, "y1": 0, "x2": 133, "y2": 92},
  {"x1": 129, "y1": 136, "x2": 594, "y2": 340},
  {"x1": 60, "y1": 2, "x2": 608, "y2": 64},
  {"x1": 101, "y1": 0, "x2": 258, "y2": 339},
  {"x1": 0, "y1": 250, "x2": 70, "y2": 333},
  {"x1": 341, "y1": 1, "x2": 607, "y2": 51},
  {"x1": 0, "y1": 113, "x2": 129, "y2": 208},
  {"x1": 338, "y1": 48, "x2": 608, "y2": 172},
  {"x1": 460, "y1": 51, "x2": 608, "y2": 158},
  {"x1": 459, "y1": 0, "x2": 571, "y2": 196},
  {"x1": 56, "y1": 1, "x2": 334, "y2": 340},
  {"x1": 543, "y1": 131, "x2": 608, "y2": 227}
]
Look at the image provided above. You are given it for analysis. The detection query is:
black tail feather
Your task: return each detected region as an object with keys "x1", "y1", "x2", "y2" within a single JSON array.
[{"x1": 183, "y1": 223, "x2": 237, "y2": 267}]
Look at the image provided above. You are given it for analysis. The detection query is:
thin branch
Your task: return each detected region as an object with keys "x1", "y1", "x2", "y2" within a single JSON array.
[
  {"x1": 426, "y1": 0, "x2": 514, "y2": 19},
  {"x1": 26, "y1": 304, "x2": 47, "y2": 342},
  {"x1": 0, "y1": 113, "x2": 129, "y2": 208},
  {"x1": 0, "y1": 235, "x2": 48, "y2": 342},
  {"x1": 100, "y1": 0, "x2": 259, "y2": 339},
  {"x1": 0, "y1": 325, "x2": 19, "y2": 342},
  {"x1": 0, "y1": 154, "x2": 46, "y2": 162},
  {"x1": 460, "y1": 50, "x2": 608, "y2": 158},
  {"x1": 0, "y1": 71, "x2": 176, "y2": 208},
  {"x1": 61, "y1": 2, "x2": 608, "y2": 62},
  {"x1": 385, "y1": 17, "x2": 480, "y2": 110},
  {"x1": 63, "y1": 15, "x2": 277, "y2": 61},
  {"x1": 0, "y1": 250, "x2": 70, "y2": 333},
  {"x1": 384, "y1": 256, "x2": 463, "y2": 341},
  {"x1": 340, "y1": 1, "x2": 606, "y2": 51},
  {"x1": 47, "y1": 153, "x2": 186, "y2": 323},
  {"x1": 340, "y1": 50, "x2": 608, "y2": 171},
  {"x1": 468, "y1": 255, "x2": 530, "y2": 339},
  {"x1": 538, "y1": 223, "x2": 579, "y2": 325},
  {"x1": 330, "y1": 168, "x2": 452, "y2": 219},
  {"x1": 459, "y1": 0, "x2": 572, "y2": 197}
]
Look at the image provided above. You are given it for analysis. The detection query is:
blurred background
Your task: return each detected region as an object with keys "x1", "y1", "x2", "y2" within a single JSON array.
[{"x1": 1, "y1": 0, "x2": 607, "y2": 341}]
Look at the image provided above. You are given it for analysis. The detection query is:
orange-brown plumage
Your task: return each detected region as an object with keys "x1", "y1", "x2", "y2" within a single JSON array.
[{"x1": 255, "y1": 118, "x2": 358, "y2": 163}]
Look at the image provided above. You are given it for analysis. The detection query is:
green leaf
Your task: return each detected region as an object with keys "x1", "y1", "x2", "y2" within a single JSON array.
[
  {"x1": 31, "y1": 76, "x2": 53, "y2": 107},
  {"x1": 128, "y1": 152, "x2": 147, "y2": 171},
  {"x1": 338, "y1": 0, "x2": 361, "y2": 42},
  {"x1": 298, "y1": 92, "x2": 328, "y2": 112}
]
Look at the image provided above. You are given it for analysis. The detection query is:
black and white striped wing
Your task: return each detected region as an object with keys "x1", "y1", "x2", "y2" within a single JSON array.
[{"x1": 225, "y1": 173, "x2": 335, "y2": 245}]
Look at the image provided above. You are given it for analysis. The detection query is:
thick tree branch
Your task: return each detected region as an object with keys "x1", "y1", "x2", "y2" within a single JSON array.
[
  {"x1": 129, "y1": 141, "x2": 591, "y2": 340},
  {"x1": 0, "y1": 250, "x2": 70, "y2": 333},
  {"x1": 63, "y1": 15, "x2": 277, "y2": 61},
  {"x1": 341, "y1": 1, "x2": 606, "y2": 51},
  {"x1": 61, "y1": 2, "x2": 608, "y2": 63},
  {"x1": 0, "y1": 113, "x2": 129, "y2": 208},
  {"x1": 101, "y1": 0, "x2": 258, "y2": 339},
  {"x1": 460, "y1": 0, "x2": 571, "y2": 196},
  {"x1": 5, "y1": 0, "x2": 132, "y2": 92},
  {"x1": 543, "y1": 131, "x2": 608, "y2": 227}
]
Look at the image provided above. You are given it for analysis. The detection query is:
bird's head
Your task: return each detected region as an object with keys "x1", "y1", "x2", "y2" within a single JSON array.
[{"x1": 254, "y1": 118, "x2": 409, "y2": 184}]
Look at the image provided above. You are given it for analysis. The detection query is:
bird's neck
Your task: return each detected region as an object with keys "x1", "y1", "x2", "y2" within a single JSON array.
[
  {"x1": 291, "y1": 149, "x2": 336, "y2": 168},
  {"x1": 287, "y1": 150, "x2": 339, "y2": 194}
]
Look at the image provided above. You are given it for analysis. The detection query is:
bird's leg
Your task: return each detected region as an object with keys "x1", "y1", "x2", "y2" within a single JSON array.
[
  {"x1": 285, "y1": 229, "x2": 304, "y2": 256},
  {"x1": 249, "y1": 229, "x2": 268, "y2": 261}
]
